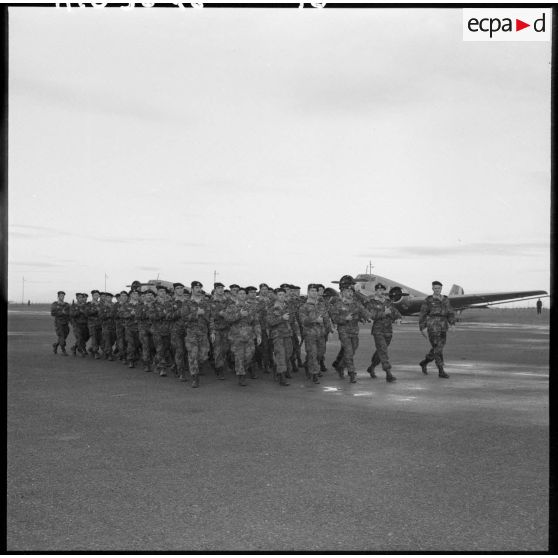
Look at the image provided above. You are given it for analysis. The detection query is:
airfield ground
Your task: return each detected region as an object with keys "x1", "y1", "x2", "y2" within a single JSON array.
[{"x1": 7, "y1": 306, "x2": 549, "y2": 551}]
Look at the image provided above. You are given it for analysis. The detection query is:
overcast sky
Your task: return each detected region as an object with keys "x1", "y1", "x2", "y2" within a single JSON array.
[{"x1": 8, "y1": 6, "x2": 551, "y2": 303}]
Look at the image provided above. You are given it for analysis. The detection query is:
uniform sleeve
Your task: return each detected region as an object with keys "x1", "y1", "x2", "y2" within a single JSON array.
[
  {"x1": 418, "y1": 300, "x2": 429, "y2": 331},
  {"x1": 266, "y1": 306, "x2": 284, "y2": 328}
]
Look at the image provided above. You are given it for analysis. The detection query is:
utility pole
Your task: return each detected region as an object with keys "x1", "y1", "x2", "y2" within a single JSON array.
[
  {"x1": 213, "y1": 270, "x2": 218, "y2": 284},
  {"x1": 104, "y1": 273, "x2": 108, "y2": 291}
]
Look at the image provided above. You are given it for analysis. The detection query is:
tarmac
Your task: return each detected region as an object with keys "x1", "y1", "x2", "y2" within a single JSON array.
[{"x1": 7, "y1": 309, "x2": 549, "y2": 551}]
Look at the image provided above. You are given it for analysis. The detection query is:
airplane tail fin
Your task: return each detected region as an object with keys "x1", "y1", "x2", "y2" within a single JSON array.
[{"x1": 449, "y1": 284, "x2": 464, "y2": 296}]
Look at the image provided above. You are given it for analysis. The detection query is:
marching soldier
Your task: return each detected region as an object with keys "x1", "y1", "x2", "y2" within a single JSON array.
[
  {"x1": 138, "y1": 290, "x2": 155, "y2": 372},
  {"x1": 419, "y1": 281, "x2": 456, "y2": 378},
  {"x1": 182, "y1": 281, "x2": 211, "y2": 388},
  {"x1": 170, "y1": 283, "x2": 188, "y2": 381},
  {"x1": 255, "y1": 283, "x2": 274, "y2": 374},
  {"x1": 316, "y1": 284, "x2": 328, "y2": 372},
  {"x1": 149, "y1": 286, "x2": 173, "y2": 377},
  {"x1": 329, "y1": 277, "x2": 370, "y2": 383},
  {"x1": 99, "y1": 292, "x2": 116, "y2": 361},
  {"x1": 224, "y1": 287, "x2": 262, "y2": 386},
  {"x1": 267, "y1": 287, "x2": 297, "y2": 386},
  {"x1": 50, "y1": 290, "x2": 70, "y2": 356},
  {"x1": 114, "y1": 292, "x2": 128, "y2": 363},
  {"x1": 86, "y1": 289, "x2": 103, "y2": 358},
  {"x1": 120, "y1": 290, "x2": 141, "y2": 368},
  {"x1": 69, "y1": 293, "x2": 89, "y2": 357},
  {"x1": 299, "y1": 284, "x2": 332, "y2": 384},
  {"x1": 367, "y1": 283, "x2": 401, "y2": 383},
  {"x1": 209, "y1": 282, "x2": 231, "y2": 380}
]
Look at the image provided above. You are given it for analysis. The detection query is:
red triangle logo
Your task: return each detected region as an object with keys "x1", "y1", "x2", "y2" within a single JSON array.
[{"x1": 516, "y1": 19, "x2": 530, "y2": 31}]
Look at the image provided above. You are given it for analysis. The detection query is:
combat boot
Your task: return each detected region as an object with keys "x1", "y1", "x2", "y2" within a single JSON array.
[
  {"x1": 178, "y1": 374, "x2": 187, "y2": 382},
  {"x1": 191, "y1": 375, "x2": 200, "y2": 388},
  {"x1": 159, "y1": 368, "x2": 167, "y2": 377},
  {"x1": 248, "y1": 366, "x2": 258, "y2": 379},
  {"x1": 290, "y1": 358, "x2": 298, "y2": 372},
  {"x1": 312, "y1": 374, "x2": 320, "y2": 384},
  {"x1": 143, "y1": 362, "x2": 151, "y2": 373},
  {"x1": 216, "y1": 367, "x2": 225, "y2": 380},
  {"x1": 438, "y1": 366, "x2": 449, "y2": 379},
  {"x1": 128, "y1": 361, "x2": 135, "y2": 369},
  {"x1": 319, "y1": 358, "x2": 327, "y2": 373},
  {"x1": 52, "y1": 342, "x2": 58, "y2": 354},
  {"x1": 366, "y1": 364, "x2": 377, "y2": 378},
  {"x1": 419, "y1": 360, "x2": 428, "y2": 375},
  {"x1": 238, "y1": 374, "x2": 247, "y2": 387},
  {"x1": 349, "y1": 372, "x2": 357, "y2": 383},
  {"x1": 386, "y1": 371, "x2": 396, "y2": 383},
  {"x1": 285, "y1": 368, "x2": 292, "y2": 379},
  {"x1": 279, "y1": 373, "x2": 290, "y2": 386},
  {"x1": 71, "y1": 344, "x2": 77, "y2": 357},
  {"x1": 61, "y1": 348, "x2": 68, "y2": 357},
  {"x1": 334, "y1": 363, "x2": 345, "y2": 379}
]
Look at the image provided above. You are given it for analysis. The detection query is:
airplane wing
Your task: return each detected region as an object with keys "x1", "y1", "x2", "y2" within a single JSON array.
[{"x1": 448, "y1": 290, "x2": 548, "y2": 310}]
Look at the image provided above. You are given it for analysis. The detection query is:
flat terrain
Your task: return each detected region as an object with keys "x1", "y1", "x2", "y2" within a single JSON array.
[{"x1": 7, "y1": 307, "x2": 549, "y2": 551}]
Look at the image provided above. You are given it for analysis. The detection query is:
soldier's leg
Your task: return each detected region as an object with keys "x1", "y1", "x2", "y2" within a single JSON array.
[
  {"x1": 125, "y1": 328, "x2": 137, "y2": 367},
  {"x1": 431, "y1": 331, "x2": 448, "y2": 377},
  {"x1": 246, "y1": 339, "x2": 257, "y2": 379},
  {"x1": 305, "y1": 335, "x2": 320, "y2": 383},
  {"x1": 140, "y1": 330, "x2": 152, "y2": 371},
  {"x1": 272, "y1": 337, "x2": 289, "y2": 386},
  {"x1": 171, "y1": 331, "x2": 186, "y2": 379},
  {"x1": 186, "y1": 335, "x2": 200, "y2": 377},
  {"x1": 316, "y1": 334, "x2": 326, "y2": 375}
]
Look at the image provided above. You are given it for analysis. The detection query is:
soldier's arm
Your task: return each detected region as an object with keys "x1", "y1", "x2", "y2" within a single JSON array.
[
  {"x1": 446, "y1": 299, "x2": 456, "y2": 326},
  {"x1": 266, "y1": 307, "x2": 284, "y2": 328},
  {"x1": 418, "y1": 301, "x2": 429, "y2": 331}
]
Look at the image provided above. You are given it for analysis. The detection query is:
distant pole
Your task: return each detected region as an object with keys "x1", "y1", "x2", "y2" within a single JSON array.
[
  {"x1": 213, "y1": 270, "x2": 218, "y2": 284},
  {"x1": 104, "y1": 273, "x2": 107, "y2": 291}
]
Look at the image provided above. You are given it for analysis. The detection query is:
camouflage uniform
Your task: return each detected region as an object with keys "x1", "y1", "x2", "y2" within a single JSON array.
[
  {"x1": 287, "y1": 294, "x2": 304, "y2": 369},
  {"x1": 267, "y1": 299, "x2": 297, "y2": 382},
  {"x1": 86, "y1": 299, "x2": 103, "y2": 357},
  {"x1": 69, "y1": 300, "x2": 89, "y2": 356},
  {"x1": 119, "y1": 300, "x2": 141, "y2": 366},
  {"x1": 368, "y1": 297, "x2": 402, "y2": 379},
  {"x1": 50, "y1": 300, "x2": 70, "y2": 352},
  {"x1": 299, "y1": 298, "x2": 331, "y2": 382},
  {"x1": 113, "y1": 298, "x2": 127, "y2": 362},
  {"x1": 98, "y1": 300, "x2": 116, "y2": 360},
  {"x1": 329, "y1": 293, "x2": 370, "y2": 381},
  {"x1": 181, "y1": 295, "x2": 211, "y2": 378},
  {"x1": 224, "y1": 299, "x2": 261, "y2": 379},
  {"x1": 209, "y1": 293, "x2": 232, "y2": 376},
  {"x1": 419, "y1": 295, "x2": 456, "y2": 373},
  {"x1": 169, "y1": 296, "x2": 188, "y2": 379},
  {"x1": 138, "y1": 299, "x2": 155, "y2": 370},
  {"x1": 149, "y1": 297, "x2": 174, "y2": 375},
  {"x1": 254, "y1": 292, "x2": 275, "y2": 373}
]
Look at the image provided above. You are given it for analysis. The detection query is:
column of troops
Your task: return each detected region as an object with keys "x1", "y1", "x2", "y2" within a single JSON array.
[{"x1": 50, "y1": 275, "x2": 456, "y2": 388}]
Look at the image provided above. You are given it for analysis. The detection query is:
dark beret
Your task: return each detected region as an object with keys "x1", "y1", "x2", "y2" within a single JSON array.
[
  {"x1": 120, "y1": 290, "x2": 129, "y2": 296},
  {"x1": 275, "y1": 287, "x2": 286, "y2": 294},
  {"x1": 432, "y1": 281, "x2": 443, "y2": 287},
  {"x1": 246, "y1": 286, "x2": 257, "y2": 293},
  {"x1": 229, "y1": 284, "x2": 240, "y2": 289},
  {"x1": 57, "y1": 291, "x2": 65, "y2": 296},
  {"x1": 259, "y1": 283, "x2": 269, "y2": 289},
  {"x1": 173, "y1": 282, "x2": 185, "y2": 288},
  {"x1": 75, "y1": 292, "x2": 82, "y2": 297},
  {"x1": 280, "y1": 283, "x2": 290, "y2": 289},
  {"x1": 91, "y1": 290, "x2": 100, "y2": 295},
  {"x1": 307, "y1": 284, "x2": 318, "y2": 290},
  {"x1": 214, "y1": 282, "x2": 224, "y2": 288},
  {"x1": 191, "y1": 281, "x2": 203, "y2": 288},
  {"x1": 105, "y1": 292, "x2": 113, "y2": 298}
]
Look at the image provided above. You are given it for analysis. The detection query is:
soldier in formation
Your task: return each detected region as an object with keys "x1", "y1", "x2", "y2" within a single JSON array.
[{"x1": 51, "y1": 275, "x2": 456, "y2": 385}]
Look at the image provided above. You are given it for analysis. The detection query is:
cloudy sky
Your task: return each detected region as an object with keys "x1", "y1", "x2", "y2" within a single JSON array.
[{"x1": 8, "y1": 6, "x2": 551, "y2": 303}]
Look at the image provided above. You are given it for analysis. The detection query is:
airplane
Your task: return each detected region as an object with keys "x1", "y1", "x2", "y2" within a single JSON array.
[{"x1": 332, "y1": 273, "x2": 548, "y2": 317}]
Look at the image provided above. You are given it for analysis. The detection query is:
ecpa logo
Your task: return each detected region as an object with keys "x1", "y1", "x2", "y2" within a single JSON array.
[{"x1": 463, "y1": 9, "x2": 551, "y2": 41}]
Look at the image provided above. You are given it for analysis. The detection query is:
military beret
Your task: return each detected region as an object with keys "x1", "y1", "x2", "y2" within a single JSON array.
[
  {"x1": 214, "y1": 282, "x2": 224, "y2": 288},
  {"x1": 236, "y1": 286, "x2": 246, "y2": 293},
  {"x1": 229, "y1": 284, "x2": 240, "y2": 289},
  {"x1": 131, "y1": 280, "x2": 141, "y2": 287},
  {"x1": 83, "y1": 293, "x2": 89, "y2": 298},
  {"x1": 323, "y1": 288, "x2": 337, "y2": 297},
  {"x1": 191, "y1": 280, "x2": 203, "y2": 288},
  {"x1": 246, "y1": 286, "x2": 257, "y2": 293},
  {"x1": 75, "y1": 292, "x2": 82, "y2": 297},
  {"x1": 280, "y1": 283, "x2": 290, "y2": 289},
  {"x1": 157, "y1": 286, "x2": 169, "y2": 293},
  {"x1": 259, "y1": 283, "x2": 269, "y2": 289},
  {"x1": 56, "y1": 290, "x2": 65, "y2": 296},
  {"x1": 115, "y1": 293, "x2": 121, "y2": 299},
  {"x1": 224, "y1": 289, "x2": 231, "y2": 293},
  {"x1": 120, "y1": 290, "x2": 129, "y2": 296},
  {"x1": 105, "y1": 292, "x2": 113, "y2": 298},
  {"x1": 375, "y1": 283, "x2": 387, "y2": 291},
  {"x1": 275, "y1": 287, "x2": 286, "y2": 294},
  {"x1": 316, "y1": 284, "x2": 325, "y2": 290},
  {"x1": 173, "y1": 282, "x2": 185, "y2": 288},
  {"x1": 432, "y1": 281, "x2": 443, "y2": 287},
  {"x1": 91, "y1": 290, "x2": 100, "y2": 295},
  {"x1": 307, "y1": 284, "x2": 318, "y2": 290},
  {"x1": 339, "y1": 274, "x2": 356, "y2": 285}
]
